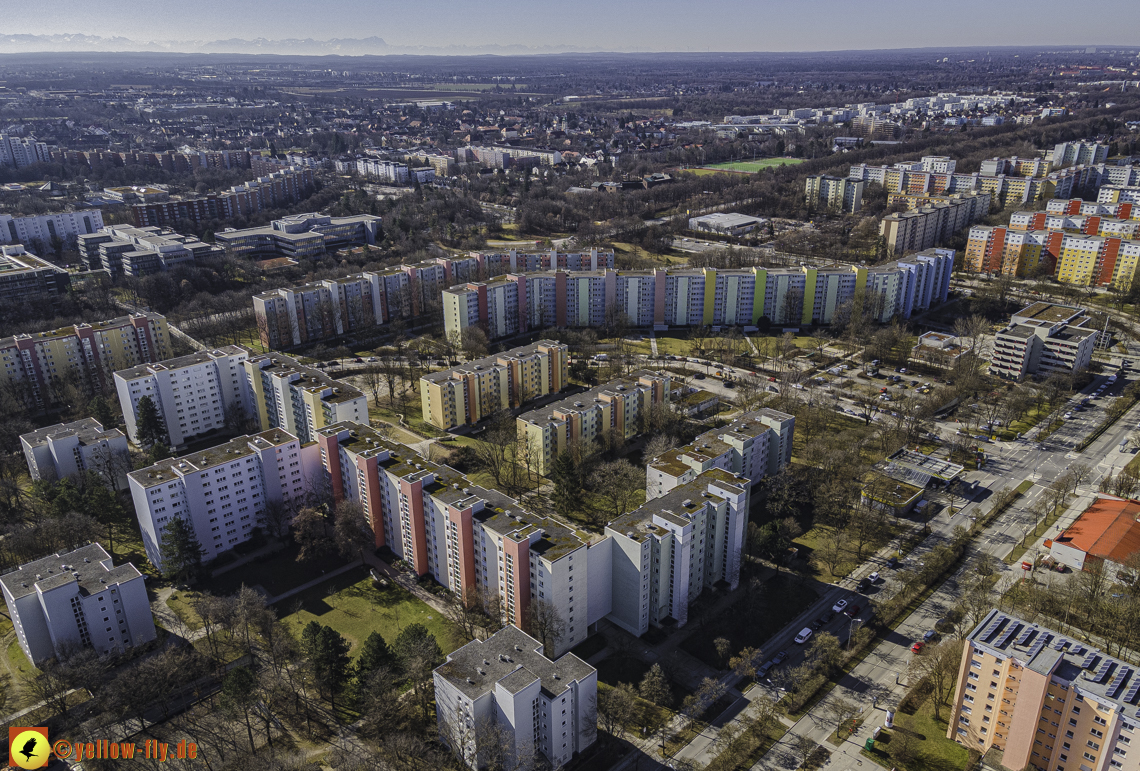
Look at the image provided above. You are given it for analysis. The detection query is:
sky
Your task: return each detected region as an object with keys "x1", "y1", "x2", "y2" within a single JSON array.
[{"x1": 7, "y1": 0, "x2": 1140, "y2": 52}]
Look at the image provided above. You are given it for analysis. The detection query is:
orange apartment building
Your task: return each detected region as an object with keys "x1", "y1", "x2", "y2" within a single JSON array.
[{"x1": 950, "y1": 610, "x2": 1140, "y2": 771}]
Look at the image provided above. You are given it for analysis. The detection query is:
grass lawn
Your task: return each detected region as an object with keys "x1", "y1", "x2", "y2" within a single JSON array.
[
  {"x1": 279, "y1": 566, "x2": 461, "y2": 656},
  {"x1": 861, "y1": 697, "x2": 970, "y2": 771},
  {"x1": 701, "y1": 158, "x2": 805, "y2": 173},
  {"x1": 202, "y1": 540, "x2": 348, "y2": 598},
  {"x1": 680, "y1": 574, "x2": 820, "y2": 668},
  {"x1": 166, "y1": 591, "x2": 205, "y2": 630},
  {"x1": 795, "y1": 521, "x2": 899, "y2": 583}
]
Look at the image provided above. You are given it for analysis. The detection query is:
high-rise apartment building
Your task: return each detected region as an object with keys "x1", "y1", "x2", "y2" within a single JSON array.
[
  {"x1": 646, "y1": 408, "x2": 795, "y2": 498},
  {"x1": 948, "y1": 609, "x2": 1140, "y2": 771},
  {"x1": 114, "y1": 346, "x2": 253, "y2": 449},
  {"x1": 420, "y1": 341, "x2": 569, "y2": 430},
  {"x1": 805, "y1": 175, "x2": 865, "y2": 213},
  {"x1": 20, "y1": 418, "x2": 130, "y2": 489},
  {"x1": 0, "y1": 210, "x2": 104, "y2": 246},
  {"x1": 129, "y1": 429, "x2": 318, "y2": 568},
  {"x1": 0, "y1": 544, "x2": 155, "y2": 666},
  {"x1": 435, "y1": 625, "x2": 597, "y2": 771},
  {"x1": 0, "y1": 312, "x2": 171, "y2": 407},
  {"x1": 1051, "y1": 141, "x2": 1110, "y2": 168},
  {"x1": 242, "y1": 351, "x2": 368, "y2": 443},
  {"x1": 0, "y1": 133, "x2": 52, "y2": 169},
  {"x1": 879, "y1": 192, "x2": 992, "y2": 254},
  {"x1": 517, "y1": 372, "x2": 672, "y2": 476}
]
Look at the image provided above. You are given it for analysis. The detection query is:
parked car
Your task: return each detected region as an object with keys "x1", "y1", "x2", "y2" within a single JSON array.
[
  {"x1": 868, "y1": 572, "x2": 880, "y2": 584},
  {"x1": 886, "y1": 556, "x2": 899, "y2": 569},
  {"x1": 756, "y1": 662, "x2": 774, "y2": 678},
  {"x1": 794, "y1": 628, "x2": 814, "y2": 644},
  {"x1": 832, "y1": 598, "x2": 849, "y2": 613},
  {"x1": 857, "y1": 578, "x2": 871, "y2": 592},
  {"x1": 845, "y1": 603, "x2": 862, "y2": 618},
  {"x1": 923, "y1": 630, "x2": 937, "y2": 642},
  {"x1": 911, "y1": 641, "x2": 926, "y2": 653},
  {"x1": 772, "y1": 650, "x2": 789, "y2": 664},
  {"x1": 694, "y1": 373, "x2": 706, "y2": 379}
]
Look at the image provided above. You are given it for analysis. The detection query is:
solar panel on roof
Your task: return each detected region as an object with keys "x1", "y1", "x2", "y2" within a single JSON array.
[
  {"x1": 1109, "y1": 667, "x2": 1132, "y2": 698},
  {"x1": 1084, "y1": 651, "x2": 1101, "y2": 670},
  {"x1": 1016, "y1": 627, "x2": 1037, "y2": 646},
  {"x1": 1027, "y1": 639, "x2": 1047, "y2": 661},
  {"x1": 995, "y1": 622, "x2": 1022, "y2": 649},
  {"x1": 982, "y1": 615, "x2": 1006, "y2": 642},
  {"x1": 1094, "y1": 660, "x2": 1115, "y2": 683},
  {"x1": 1053, "y1": 637, "x2": 1068, "y2": 650},
  {"x1": 1125, "y1": 678, "x2": 1140, "y2": 705}
]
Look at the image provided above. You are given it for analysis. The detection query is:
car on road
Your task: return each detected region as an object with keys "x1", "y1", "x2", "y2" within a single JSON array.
[
  {"x1": 724, "y1": 381, "x2": 736, "y2": 389},
  {"x1": 756, "y1": 661, "x2": 774, "y2": 678},
  {"x1": 886, "y1": 556, "x2": 899, "y2": 569},
  {"x1": 832, "y1": 598, "x2": 849, "y2": 613},
  {"x1": 868, "y1": 572, "x2": 880, "y2": 584},
  {"x1": 923, "y1": 630, "x2": 937, "y2": 642},
  {"x1": 772, "y1": 650, "x2": 789, "y2": 664},
  {"x1": 911, "y1": 641, "x2": 926, "y2": 653},
  {"x1": 694, "y1": 373, "x2": 706, "y2": 379},
  {"x1": 897, "y1": 367, "x2": 907, "y2": 374},
  {"x1": 768, "y1": 376, "x2": 777, "y2": 382},
  {"x1": 794, "y1": 628, "x2": 814, "y2": 644},
  {"x1": 353, "y1": 357, "x2": 364, "y2": 363},
  {"x1": 1064, "y1": 412, "x2": 1073, "y2": 419},
  {"x1": 845, "y1": 603, "x2": 862, "y2": 618},
  {"x1": 821, "y1": 611, "x2": 835, "y2": 624}
]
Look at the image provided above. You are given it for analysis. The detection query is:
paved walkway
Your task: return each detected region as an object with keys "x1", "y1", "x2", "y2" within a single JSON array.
[
  {"x1": 649, "y1": 331, "x2": 659, "y2": 357},
  {"x1": 265, "y1": 559, "x2": 363, "y2": 605}
]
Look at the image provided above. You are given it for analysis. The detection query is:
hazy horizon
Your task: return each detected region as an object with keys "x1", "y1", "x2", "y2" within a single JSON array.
[{"x1": 4, "y1": 0, "x2": 1139, "y2": 54}]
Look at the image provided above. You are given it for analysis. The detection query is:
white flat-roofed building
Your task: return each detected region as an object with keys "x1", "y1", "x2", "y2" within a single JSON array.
[
  {"x1": 128, "y1": 429, "x2": 319, "y2": 567},
  {"x1": 20, "y1": 418, "x2": 130, "y2": 489},
  {"x1": 688, "y1": 212, "x2": 768, "y2": 236},
  {"x1": 434, "y1": 624, "x2": 597, "y2": 770},
  {"x1": 0, "y1": 210, "x2": 104, "y2": 246},
  {"x1": 0, "y1": 543, "x2": 156, "y2": 665},
  {"x1": 114, "y1": 346, "x2": 252, "y2": 449}
]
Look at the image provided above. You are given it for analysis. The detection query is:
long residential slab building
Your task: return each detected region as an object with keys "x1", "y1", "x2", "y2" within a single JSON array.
[
  {"x1": 949, "y1": 609, "x2": 1140, "y2": 771},
  {"x1": 253, "y1": 249, "x2": 614, "y2": 348},
  {"x1": 1, "y1": 312, "x2": 172, "y2": 407},
  {"x1": 420, "y1": 341, "x2": 569, "y2": 430},
  {"x1": 443, "y1": 250, "x2": 953, "y2": 342}
]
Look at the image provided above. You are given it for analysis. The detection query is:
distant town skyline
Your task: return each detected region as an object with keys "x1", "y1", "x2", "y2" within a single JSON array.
[{"x1": 4, "y1": 0, "x2": 1139, "y2": 54}]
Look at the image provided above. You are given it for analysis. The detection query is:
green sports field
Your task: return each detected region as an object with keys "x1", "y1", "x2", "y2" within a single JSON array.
[{"x1": 700, "y1": 158, "x2": 805, "y2": 173}]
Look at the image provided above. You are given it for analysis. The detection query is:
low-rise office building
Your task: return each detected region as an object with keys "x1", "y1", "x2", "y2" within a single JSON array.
[
  {"x1": 646, "y1": 408, "x2": 794, "y2": 498},
  {"x1": 989, "y1": 302, "x2": 1098, "y2": 381},
  {"x1": 20, "y1": 418, "x2": 130, "y2": 489},
  {"x1": 77, "y1": 225, "x2": 222, "y2": 278},
  {"x1": 129, "y1": 429, "x2": 318, "y2": 568},
  {"x1": 0, "y1": 543, "x2": 156, "y2": 665},
  {"x1": 114, "y1": 346, "x2": 252, "y2": 449},
  {"x1": 215, "y1": 213, "x2": 381, "y2": 260},
  {"x1": 434, "y1": 625, "x2": 597, "y2": 770},
  {"x1": 948, "y1": 609, "x2": 1140, "y2": 771},
  {"x1": 0, "y1": 244, "x2": 71, "y2": 301},
  {"x1": 420, "y1": 341, "x2": 569, "y2": 430}
]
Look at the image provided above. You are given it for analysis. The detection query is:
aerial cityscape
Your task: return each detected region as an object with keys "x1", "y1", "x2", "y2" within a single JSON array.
[{"x1": 0, "y1": 13, "x2": 1139, "y2": 771}]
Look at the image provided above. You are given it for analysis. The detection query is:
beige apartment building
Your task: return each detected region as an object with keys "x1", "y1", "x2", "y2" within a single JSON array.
[
  {"x1": 950, "y1": 610, "x2": 1140, "y2": 771},
  {"x1": 419, "y1": 341, "x2": 569, "y2": 430},
  {"x1": 517, "y1": 371, "x2": 671, "y2": 476}
]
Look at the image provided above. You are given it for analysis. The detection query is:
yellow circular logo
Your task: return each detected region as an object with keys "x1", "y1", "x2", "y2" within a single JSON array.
[{"x1": 10, "y1": 729, "x2": 49, "y2": 769}]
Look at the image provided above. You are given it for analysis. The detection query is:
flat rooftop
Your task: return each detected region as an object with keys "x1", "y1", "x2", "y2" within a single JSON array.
[
  {"x1": 128, "y1": 429, "x2": 296, "y2": 489},
  {"x1": 877, "y1": 448, "x2": 963, "y2": 484},
  {"x1": 20, "y1": 417, "x2": 123, "y2": 448},
  {"x1": 0, "y1": 543, "x2": 142, "y2": 601},
  {"x1": 1013, "y1": 302, "x2": 1083, "y2": 326},
  {"x1": 967, "y1": 610, "x2": 1140, "y2": 716},
  {"x1": 435, "y1": 625, "x2": 594, "y2": 701}
]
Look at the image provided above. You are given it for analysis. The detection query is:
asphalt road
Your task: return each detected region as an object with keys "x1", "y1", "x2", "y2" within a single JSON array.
[{"x1": 660, "y1": 371, "x2": 1140, "y2": 771}]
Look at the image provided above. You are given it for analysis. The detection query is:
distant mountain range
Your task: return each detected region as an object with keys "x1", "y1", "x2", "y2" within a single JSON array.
[{"x1": 0, "y1": 33, "x2": 611, "y2": 56}]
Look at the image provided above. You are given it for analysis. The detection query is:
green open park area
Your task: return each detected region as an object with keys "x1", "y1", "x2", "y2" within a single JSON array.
[{"x1": 700, "y1": 158, "x2": 805, "y2": 173}]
